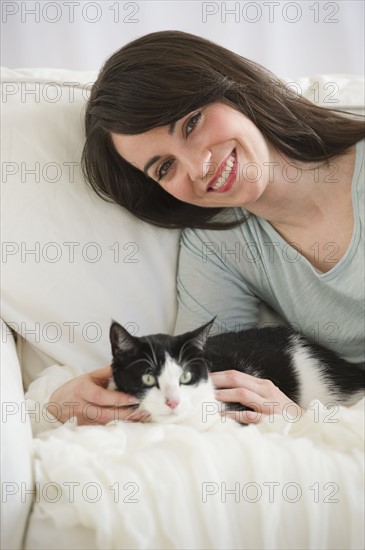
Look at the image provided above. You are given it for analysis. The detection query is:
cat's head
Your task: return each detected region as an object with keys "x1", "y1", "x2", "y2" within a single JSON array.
[{"x1": 109, "y1": 319, "x2": 217, "y2": 424}]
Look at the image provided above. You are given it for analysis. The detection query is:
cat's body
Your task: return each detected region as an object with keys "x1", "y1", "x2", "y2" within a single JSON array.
[{"x1": 110, "y1": 319, "x2": 364, "y2": 427}]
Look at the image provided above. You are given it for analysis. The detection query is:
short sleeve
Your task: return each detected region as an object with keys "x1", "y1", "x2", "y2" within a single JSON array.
[{"x1": 174, "y1": 227, "x2": 261, "y2": 335}]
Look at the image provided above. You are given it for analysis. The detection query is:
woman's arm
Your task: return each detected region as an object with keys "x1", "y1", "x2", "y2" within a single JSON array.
[{"x1": 174, "y1": 226, "x2": 262, "y2": 334}]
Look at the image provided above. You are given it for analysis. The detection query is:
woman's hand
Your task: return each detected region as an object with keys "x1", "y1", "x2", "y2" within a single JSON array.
[
  {"x1": 47, "y1": 365, "x2": 149, "y2": 426},
  {"x1": 210, "y1": 370, "x2": 302, "y2": 424}
]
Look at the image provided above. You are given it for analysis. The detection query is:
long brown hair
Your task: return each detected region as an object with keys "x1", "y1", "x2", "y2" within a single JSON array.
[{"x1": 81, "y1": 30, "x2": 364, "y2": 230}]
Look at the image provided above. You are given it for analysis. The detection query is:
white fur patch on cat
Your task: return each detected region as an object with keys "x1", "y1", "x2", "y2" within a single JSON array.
[
  {"x1": 290, "y1": 336, "x2": 338, "y2": 408},
  {"x1": 141, "y1": 352, "x2": 221, "y2": 428}
]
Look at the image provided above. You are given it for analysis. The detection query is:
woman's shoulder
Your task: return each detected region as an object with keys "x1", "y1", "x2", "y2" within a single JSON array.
[
  {"x1": 181, "y1": 208, "x2": 258, "y2": 243},
  {"x1": 179, "y1": 210, "x2": 274, "y2": 269}
]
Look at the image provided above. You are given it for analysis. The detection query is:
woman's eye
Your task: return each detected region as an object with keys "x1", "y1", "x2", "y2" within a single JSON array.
[
  {"x1": 157, "y1": 158, "x2": 174, "y2": 181},
  {"x1": 156, "y1": 111, "x2": 202, "y2": 181},
  {"x1": 185, "y1": 112, "x2": 201, "y2": 136},
  {"x1": 180, "y1": 371, "x2": 192, "y2": 384},
  {"x1": 142, "y1": 373, "x2": 156, "y2": 387}
]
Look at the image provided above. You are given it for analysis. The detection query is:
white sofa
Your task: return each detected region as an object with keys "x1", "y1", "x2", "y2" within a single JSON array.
[{"x1": 1, "y1": 67, "x2": 364, "y2": 550}]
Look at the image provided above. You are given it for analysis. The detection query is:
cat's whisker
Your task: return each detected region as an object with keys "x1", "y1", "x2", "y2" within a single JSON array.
[
  {"x1": 146, "y1": 340, "x2": 159, "y2": 367},
  {"x1": 141, "y1": 352, "x2": 159, "y2": 372},
  {"x1": 181, "y1": 357, "x2": 202, "y2": 366},
  {"x1": 178, "y1": 339, "x2": 192, "y2": 365},
  {"x1": 178, "y1": 338, "x2": 207, "y2": 366},
  {"x1": 122, "y1": 358, "x2": 153, "y2": 370},
  {"x1": 182, "y1": 357, "x2": 209, "y2": 371}
]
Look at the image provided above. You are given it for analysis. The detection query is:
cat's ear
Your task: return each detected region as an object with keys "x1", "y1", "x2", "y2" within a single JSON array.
[
  {"x1": 110, "y1": 320, "x2": 139, "y2": 356},
  {"x1": 188, "y1": 317, "x2": 216, "y2": 350}
]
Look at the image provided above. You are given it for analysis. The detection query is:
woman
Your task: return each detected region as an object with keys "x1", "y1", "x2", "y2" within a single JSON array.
[{"x1": 48, "y1": 30, "x2": 364, "y2": 426}]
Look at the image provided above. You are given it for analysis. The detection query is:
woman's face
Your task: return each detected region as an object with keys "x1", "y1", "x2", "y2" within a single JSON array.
[{"x1": 111, "y1": 102, "x2": 276, "y2": 209}]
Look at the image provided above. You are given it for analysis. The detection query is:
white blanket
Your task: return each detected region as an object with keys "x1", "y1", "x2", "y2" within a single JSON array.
[{"x1": 26, "y1": 398, "x2": 364, "y2": 550}]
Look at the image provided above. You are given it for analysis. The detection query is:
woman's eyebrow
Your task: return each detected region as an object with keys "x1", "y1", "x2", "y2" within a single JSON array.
[
  {"x1": 143, "y1": 121, "x2": 177, "y2": 175},
  {"x1": 143, "y1": 155, "x2": 161, "y2": 175}
]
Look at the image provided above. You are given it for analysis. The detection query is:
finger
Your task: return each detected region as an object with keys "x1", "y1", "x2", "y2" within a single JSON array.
[
  {"x1": 88, "y1": 386, "x2": 140, "y2": 408},
  {"x1": 215, "y1": 387, "x2": 262, "y2": 409},
  {"x1": 88, "y1": 369, "x2": 141, "y2": 408},
  {"x1": 76, "y1": 405, "x2": 147, "y2": 426},
  {"x1": 215, "y1": 388, "x2": 286, "y2": 416},
  {"x1": 210, "y1": 370, "x2": 261, "y2": 391},
  {"x1": 221, "y1": 409, "x2": 267, "y2": 425}
]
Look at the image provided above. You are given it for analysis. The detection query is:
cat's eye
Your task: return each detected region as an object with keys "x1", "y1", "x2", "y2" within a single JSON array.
[
  {"x1": 142, "y1": 373, "x2": 156, "y2": 387},
  {"x1": 180, "y1": 371, "x2": 192, "y2": 384}
]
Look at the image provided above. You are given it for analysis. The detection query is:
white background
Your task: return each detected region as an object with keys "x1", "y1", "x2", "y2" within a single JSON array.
[{"x1": 0, "y1": 0, "x2": 364, "y2": 79}]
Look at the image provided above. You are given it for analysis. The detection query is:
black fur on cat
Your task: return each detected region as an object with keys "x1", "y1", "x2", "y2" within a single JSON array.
[{"x1": 110, "y1": 318, "x2": 364, "y2": 417}]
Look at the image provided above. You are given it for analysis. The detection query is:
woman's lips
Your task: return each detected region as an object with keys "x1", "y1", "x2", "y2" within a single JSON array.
[{"x1": 207, "y1": 149, "x2": 237, "y2": 193}]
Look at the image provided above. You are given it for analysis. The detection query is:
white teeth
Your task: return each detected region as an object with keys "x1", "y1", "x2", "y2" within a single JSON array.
[{"x1": 210, "y1": 151, "x2": 235, "y2": 190}]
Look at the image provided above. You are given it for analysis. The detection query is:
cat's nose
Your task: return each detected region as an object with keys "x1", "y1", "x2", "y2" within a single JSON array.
[{"x1": 165, "y1": 398, "x2": 180, "y2": 409}]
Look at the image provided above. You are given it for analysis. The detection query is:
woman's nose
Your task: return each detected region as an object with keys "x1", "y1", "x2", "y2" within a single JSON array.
[{"x1": 185, "y1": 149, "x2": 213, "y2": 183}]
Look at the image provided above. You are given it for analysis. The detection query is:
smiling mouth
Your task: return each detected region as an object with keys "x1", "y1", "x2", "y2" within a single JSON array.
[{"x1": 207, "y1": 149, "x2": 237, "y2": 192}]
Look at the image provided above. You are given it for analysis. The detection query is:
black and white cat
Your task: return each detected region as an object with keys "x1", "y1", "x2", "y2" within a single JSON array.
[{"x1": 109, "y1": 319, "x2": 364, "y2": 427}]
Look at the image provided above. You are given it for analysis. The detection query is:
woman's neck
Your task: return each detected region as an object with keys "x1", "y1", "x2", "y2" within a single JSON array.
[{"x1": 245, "y1": 145, "x2": 357, "y2": 231}]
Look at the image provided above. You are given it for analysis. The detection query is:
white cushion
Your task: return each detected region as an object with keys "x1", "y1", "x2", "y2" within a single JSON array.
[
  {"x1": 284, "y1": 73, "x2": 364, "y2": 114},
  {"x1": 1, "y1": 67, "x2": 181, "y2": 388},
  {"x1": 0, "y1": 319, "x2": 33, "y2": 550}
]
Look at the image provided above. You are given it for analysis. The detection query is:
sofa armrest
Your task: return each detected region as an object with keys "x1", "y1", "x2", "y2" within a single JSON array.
[{"x1": 1, "y1": 319, "x2": 33, "y2": 550}]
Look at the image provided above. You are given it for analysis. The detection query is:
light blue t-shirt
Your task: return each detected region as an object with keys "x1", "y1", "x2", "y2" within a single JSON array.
[{"x1": 175, "y1": 140, "x2": 365, "y2": 364}]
